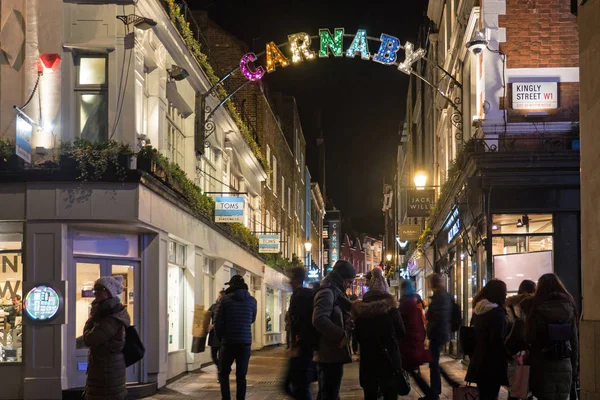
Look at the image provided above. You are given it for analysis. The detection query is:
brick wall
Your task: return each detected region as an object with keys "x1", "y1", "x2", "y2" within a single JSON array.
[
  {"x1": 498, "y1": 0, "x2": 579, "y2": 69},
  {"x1": 201, "y1": 17, "x2": 308, "y2": 259}
]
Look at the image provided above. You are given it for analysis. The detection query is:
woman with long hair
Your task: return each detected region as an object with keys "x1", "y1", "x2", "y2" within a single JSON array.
[
  {"x1": 526, "y1": 273, "x2": 578, "y2": 400},
  {"x1": 465, "y1": 280, "x2": 511, "y2": 400}
]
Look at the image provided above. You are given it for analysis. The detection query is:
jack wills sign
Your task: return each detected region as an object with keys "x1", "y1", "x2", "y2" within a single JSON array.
[{"x1": 407, "y1": 189, "x2": 435, "y2": 217}]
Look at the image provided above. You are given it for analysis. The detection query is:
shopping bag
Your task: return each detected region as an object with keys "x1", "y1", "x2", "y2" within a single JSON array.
[
  {"x1": 511, "y1": 365, "x2": 530, "y2": 399},
  {"x1": 452, "y1": 385, "x2": 478, "y2": 400}
]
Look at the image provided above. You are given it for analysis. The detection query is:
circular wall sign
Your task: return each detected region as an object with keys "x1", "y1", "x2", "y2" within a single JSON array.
[{"x1": 24, "y1": 286, "x2": 61, "y2": 321}]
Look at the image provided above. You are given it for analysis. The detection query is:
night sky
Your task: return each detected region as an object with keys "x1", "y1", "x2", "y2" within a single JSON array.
[{"x1": 203, "y1": 0, "x2": 427, "y2": 235}]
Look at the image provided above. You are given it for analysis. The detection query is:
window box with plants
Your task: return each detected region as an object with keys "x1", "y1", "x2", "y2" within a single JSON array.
[
  {"x1": 0, "y1": 139, "x2": 25, "y2": 171},
  {"x1": 59, "y1": 139, "x2": 134, "y2": 181}
]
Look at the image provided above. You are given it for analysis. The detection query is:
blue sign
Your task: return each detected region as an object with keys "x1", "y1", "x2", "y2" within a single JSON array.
[
  {"x1": 259, "y1": 234, "x2": 280, "y2": 253},
  {"x1": 448, "y1": 219, "x2": 461, "y2": 243},
  {"x1": 215, "y1": 196, "x2": 245, "y2": 223},
  {"x1": 16, "y1": 115, "x2": 32, "y2": 164}
]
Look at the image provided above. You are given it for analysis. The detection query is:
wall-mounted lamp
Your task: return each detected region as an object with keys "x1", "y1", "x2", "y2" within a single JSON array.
[
  {"x1": 116, "y1": 15, "x2": 157, "y2": 30},
  {"x1": 466, "y1": 30, "x2": 489, "y2": 55},
  {"x1": 413, "y1": 171, "x2": 428, "y2": 190},
  {"x1": 168, "y1": 65, "x2": 190, "y2": 81},
  {"x1": 304, "y1": 242, "x2": 313, "y2": 252},
  {"x1": 39, "y1": 53, "x2": 61, "y2": 72},
  {"x1": 386, "y1": 254, "x2": 392, "y2": 262},
  {"x1": 492, "y1": 223, "x2": 499, "y2": 231}
]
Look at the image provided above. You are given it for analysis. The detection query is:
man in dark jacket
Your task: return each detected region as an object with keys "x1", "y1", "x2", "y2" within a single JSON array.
[
  {"x1": 425, "y1": 273, "x2": 453, "y2": 400},
  {"x1": 313, "y1": 260, "x2": 356, "y2": 400},
  {"x1": 208, "y1": 290, "x2": 225, "y2": 382},
  {"x1": 215, "y1": 275, "x2": 257, "y2": 400},
  {"x1": 284, "y1": 266, "x2": 317, "y2": 400}
]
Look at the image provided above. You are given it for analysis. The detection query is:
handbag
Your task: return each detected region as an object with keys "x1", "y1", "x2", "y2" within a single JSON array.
[
  {"x1": 511, "y1": 364, "x2": 530, "y2": 399},
  {"x1": 379, "y1": 341, "x2": 411, "y2": 395},
  {"x1": 459, "y1": 324, "x2": 476, "y2": 356},
  {"x1": 123, "y1": 325, "x2": 145, "y2": 367},
  {"x1": 452, "y1": 384, "x2": 478, "y2": 400}
]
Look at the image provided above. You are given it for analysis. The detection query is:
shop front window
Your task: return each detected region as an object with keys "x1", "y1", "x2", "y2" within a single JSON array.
[
  {"x1": 168, "y1": 240, "x2": 186, "y2": 352},
  {"x1": 0, "y1": 233, "x2": 23, "y2": 363},
  {"x1": 491, "y1": 214, "x2": 554, "y2": 293},
  {"x1": 265, "y1": 287, "x2": 280, "y2": 333}
]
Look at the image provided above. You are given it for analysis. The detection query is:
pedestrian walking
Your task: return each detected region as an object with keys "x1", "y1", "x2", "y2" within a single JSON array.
[
  {"x1": 349, "y1": 294, "x2": 359, "y2": 355},
  {"x1": 312, "y1": 260, "x2": 356, "y2": 400},
  {"x1": 399, "y1": 280, "x2": 435, "y2": 397},
  {"x1": 208, "y1": 290, "x2": 226, "y2": 382},
  {"x1": 284, "y1": 267, "x2": 317, "y2": 400},
  {"x1": 285, "y1": 310, "x2": 292, "y2": 349},
  {"x1": 215, "y1": 275, "x2": 258, "y2": 400},
  {"x1": 425, "y1": 273, "x2": 454, "y2": 400},
  {"x1": 83, "y1": 276, "x2": 131, "y2": 400},
  {"x1": 353, "y1": 267, "x2": 406, "y2": 400},
  {"x1": 505, "y1": 280, "x2": 536, "y2": 400},
  {"x1": 524, "y1": 273, "x2": 578, "y2": 400},
  {"x1": 465, "y1": 279, "x2": 511, "y2": 400}
]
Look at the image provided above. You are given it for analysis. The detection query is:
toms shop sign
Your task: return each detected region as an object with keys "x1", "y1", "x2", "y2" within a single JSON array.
[
  {"x1": 512, "y1": 82, "x2": 558, "y2": 110},
  {"x1": 407, "y1": 190, "x2": 435, "y2": 217}
]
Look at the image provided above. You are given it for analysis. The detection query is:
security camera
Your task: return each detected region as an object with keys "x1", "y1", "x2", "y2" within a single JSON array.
[{"x1": 466, "y1": 30, "x2": 489, "y2": 55}]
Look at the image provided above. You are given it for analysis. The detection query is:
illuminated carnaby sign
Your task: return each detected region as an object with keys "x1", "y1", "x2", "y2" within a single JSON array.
[{"x1": 239, "y1": 29, "x2": 427, "y2": 82}]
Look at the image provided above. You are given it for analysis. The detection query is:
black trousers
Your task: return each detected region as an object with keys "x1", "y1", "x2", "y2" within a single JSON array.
[
  {"x1": 219, "y1": 344, "x2": 251, "y2": 400},
  {"x1": 477, "y1": 383, "x2": 501, "y2": 400},
  {"x1": 211, "y1": 346, "x2": 220, "y2": 373},
  {"x1": 362, "y1": 378, "x2": 397, "y2": 400}
]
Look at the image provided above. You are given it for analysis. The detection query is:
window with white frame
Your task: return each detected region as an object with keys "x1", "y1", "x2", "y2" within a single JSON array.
[
  {"x1": 266, "y1": 210, "x2": 271, "y2": 233},
  {"x1": 272, "y1": 216, "x2": 277, "y2": 234},
  {"x1": 282, "y1": 176, "x2": 286, "y2": 209},
  {"x1": 198, "y1": 146, "x2": 217, "y2": 193},
  {"x1": 203, "y1": 257, "x2": 216, "y2": 309},
  {"x1": 300, "y1": 153, "x2": 305, "y2": 182},
  {"x1": 288, "y1": 187, "x2": 291, "y2": 217},
  {"x1": 135, "y1": 68, "x2": 150, "y2": 138},
  {"x1": 294, "y1": 183, "x2": 297, "y2": 216},
  {"x1": 266, "y1": 145, "x2": 271, "y2": 188},
  {"x1": 272, "y1": 156, "x2": 278, "y2": 196},
  {"x1": 300, "y1": 199, "x2": 304, "y2": 229},
  {"x1": 76, "y1": 55, "x2": 108, "y2": 142},
  {"x1": 230, "y1": 174, "x2": 241, "y2": 192},
  {"x1": 168, "y1": 240, "x2": 186, "y2": 352},
  {"x1": 167, "y1": 103, "x2": 186, "y2": 167},
  {"x1": 296, "y1": 186, "x2": 300, "y2": 217}
]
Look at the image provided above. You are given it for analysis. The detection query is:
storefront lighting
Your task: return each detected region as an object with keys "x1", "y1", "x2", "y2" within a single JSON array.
[
  {"x1": 516, "y1": 219, "x2": 524, "y2": 228},
  {"x1": 492, "y1": 223, "x2": 499, "y2": 231},
  {"x1": 304, "y1": 241, "x2": 312, "y2": 252},
  {"x1": 460, "y1": 253, "x2": 465, "y2": 260},
  {"x1": 386, "y1": 253, "x2": 392, "y2": 262},
  {"x1": 413, "y1": 171, "x2": 428, "y2": 190}
]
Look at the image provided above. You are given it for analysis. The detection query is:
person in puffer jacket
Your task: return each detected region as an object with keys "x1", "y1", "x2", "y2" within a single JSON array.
[
  {"x1": 215, "y1": 275, "x2": 257, "y2": 400},
  {"x1": 83, "y1": 276, "x2": 131, "y2": 400},
  {"x1": 525, "y1": 273, "x2": 578, "y2": 400},
  {"x1": 465, "y1": 280, "x2": 511, "y2": 400}
]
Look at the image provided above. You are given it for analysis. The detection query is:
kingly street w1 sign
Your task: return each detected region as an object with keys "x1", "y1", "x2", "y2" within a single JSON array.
[
  {"x1": 407, "y1": 189, "x2": 435, "y2": 217},
  {"x1": 259, "y1": 234, "x2": 280, "y2": 253},
  {"x1": 512, "y1": 82, "x2": 558, "y2": 110},
  {"x1": 215, "y1": 196, "x2": 245, "y2": 223}
]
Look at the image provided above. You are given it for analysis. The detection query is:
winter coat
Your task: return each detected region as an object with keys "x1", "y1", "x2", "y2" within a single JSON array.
[
  {"x1": 208, "y1": 302, "x2": 220, "y2": 348},
  {"x1": 399, "y1": 295, "x2": 431, "y2": 371},
  {"x1": 426, "y1": 289, "x2": 453, "y2": 343},
  {"x1": 526, "y1": 295, "x2": 578, "y2": 400},
  {"x1": 312, "y1": 272, "x2": 353, "y2": 364},
  {"x1": 289, "y1": 287, "x2": 315, "y2": 352},
  {"x1": 465, "y1": 299, "x2": 510, "y2": 386},
  {"x1": 215, "y1": 288, "x2": 257, "y2": 345},
  {"x1": 83, "y1": 297, "x2": 131, "y2": 400},
  {"x1": 505, "y1": 293, "x2": 533, "y2": 355},
  {"x1": 353, "y1": 290, "x2": 406, "y2": 387}
]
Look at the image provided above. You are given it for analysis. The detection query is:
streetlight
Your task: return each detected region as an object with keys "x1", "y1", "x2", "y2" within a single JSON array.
[
  {"x1": 414, "y1": 171, "x2": 428, "y2": 190},
  {"x1": 386, "y1": 253, "x2": 392, "y2": 262},
  {"x1": 304, "y1": 241, "x2": 312, "y2": 271}
]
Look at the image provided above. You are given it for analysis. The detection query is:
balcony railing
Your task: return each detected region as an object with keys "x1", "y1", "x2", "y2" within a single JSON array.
[{"x1": 466, "y1": 135, "x2": 580, "y2": 154}]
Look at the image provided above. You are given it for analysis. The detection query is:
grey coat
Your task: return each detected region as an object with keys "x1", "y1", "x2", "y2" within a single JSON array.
[
  {"x1": 312, "y1": 275, "x2": 353, "y2": 364},
  {"x1": 84, "y1": 297, "x2": 131, "y2": 400},
  {"x1": 426, "y1": 289, "x2": 453, "y2": 343}
]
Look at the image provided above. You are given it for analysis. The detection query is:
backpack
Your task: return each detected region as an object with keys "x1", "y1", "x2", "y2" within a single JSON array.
[
  {"x1": 451, "y1": 299, "x2": 462, "y2": 332},
  {"x1": 123, "y1": 325, "x2": 145, "y2": 367},
  {"x1": 303, "y1": 286, "x2": 336, "y2": 349}
]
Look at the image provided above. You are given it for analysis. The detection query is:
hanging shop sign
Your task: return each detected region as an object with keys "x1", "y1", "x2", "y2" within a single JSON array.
[
  {"x1": 259, "y1": 234, "x2": 280, "y2": 254},
  {"x1": 238, "y1": 28, "x2": 426, "y2": 82},
  {"x1": 214, "y1": 196, "x2": 245, "y2": 223},
  {"x1": 407, "y1": 189, "x2": 435, "y2": 217},
  {"x1": 512, "y1": 82, "x2": 558, "y2": 110},
  {"x1": 399, "y1": 224, "x2": 422, "y2": 241},
  {"x1": 329, "y1": 221, "x2": 340, "y2": 266},
  {"x1": 15, "y1": 114, "x2": 33, "y2": 164},
  {"x1": 448, "y1": 218, "x2": 461, "y2": 243},
  {"x1": 307, "y1": 267, "x2": 321, "y2": 281}
]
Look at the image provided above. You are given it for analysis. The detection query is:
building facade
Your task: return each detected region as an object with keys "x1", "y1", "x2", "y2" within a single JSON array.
[
  {"x1": 0, "y1": 0, "x2": 297, "y2": 398},
  {"x1": 577, "y1": 0, "x2": 600, "y2": 396},
  {"x1": 309, "y1": 182, "x2": 326, "y2": 280},
  {"x1": 398, "y1": 0, "x2": 580, "y2": 357}
]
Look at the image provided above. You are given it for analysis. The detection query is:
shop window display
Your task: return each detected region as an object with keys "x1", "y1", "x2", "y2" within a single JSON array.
[
  {"x1": 168, "y1": 240, "x2": 186, "y2": 352},
  {"x1": 0, "y1": 234, "x2": 23, "y2": 362},
  {"x1": 265, "y1": 287, "x2": 280, "y2": 333}
]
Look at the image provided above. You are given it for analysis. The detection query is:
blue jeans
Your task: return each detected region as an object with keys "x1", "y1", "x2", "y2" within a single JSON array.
[
  {"x1": 219, "y1": 344, "x2": 251, "y2": 400},
  {"x1": 429, "y1": 340, "x2": 443, "y2": 399},
  {"x1": 317, "y1": 363, "x2": 344, "y2": 400}
]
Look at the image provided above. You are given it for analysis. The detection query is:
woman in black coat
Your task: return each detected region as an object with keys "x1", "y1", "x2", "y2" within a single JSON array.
[
  {"x1": 352, "y1": 273, "x2": 406, "y2": 400},
  {"x1": 465, "y1": 279, "x2": 512, "y2": 400},
  {"x1": 208, "y1": 290, "x2": 225, "y2": 380}
]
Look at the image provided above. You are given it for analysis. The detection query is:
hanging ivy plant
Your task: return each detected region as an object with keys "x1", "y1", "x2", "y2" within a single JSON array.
[
  {"x1": 0, "y1": 139, "x2": 15, "y2": 163},
  {"x1": 59, "y1": 139, "x2": 134, "y2": 181}
]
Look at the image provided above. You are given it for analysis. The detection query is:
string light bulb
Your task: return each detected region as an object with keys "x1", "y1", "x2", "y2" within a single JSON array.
[
  {"x1": 319, "y1": 28, "x2": 344, "y2": 58},
  {"x1": 265, "y1": 41, "x2": 290, "y2": 73},
  {"x1": 288, "y1": 32, "x2": 315, "y2": 63}
]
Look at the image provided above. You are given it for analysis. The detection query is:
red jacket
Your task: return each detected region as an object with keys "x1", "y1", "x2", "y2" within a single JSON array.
[{"x1": 399, "y1": 296, "x2": 431, "y2": 371}]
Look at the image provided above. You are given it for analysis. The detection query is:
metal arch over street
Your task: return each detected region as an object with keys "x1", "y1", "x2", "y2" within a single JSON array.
[{"x1": 197, "y1": 29, "x2": 464, "y2": 152}]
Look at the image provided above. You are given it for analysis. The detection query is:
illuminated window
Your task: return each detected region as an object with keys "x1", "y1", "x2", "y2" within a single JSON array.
[
  {"x1": 168, "y1": 240, "x2": 186, "y2": 352},
  {"x1": 0, "y1": 232, "x2": 23, "y2": 363},
  {"x1": 76, "y1": 55, "x2": 108, "y2": 142},
  {"x1": 282, "y1": 176, "x2": 286, "y2": 209}
]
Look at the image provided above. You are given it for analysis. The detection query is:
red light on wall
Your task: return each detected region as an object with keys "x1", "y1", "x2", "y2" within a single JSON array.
[{"x1": 39, "y1": 53, "x2": 61, "y2": 71}]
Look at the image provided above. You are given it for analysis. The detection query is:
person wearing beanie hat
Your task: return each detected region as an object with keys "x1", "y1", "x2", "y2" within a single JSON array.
[
  {"x1": 83, "y1": 276, "x2": 131, "y2": 400},
  {"x1": 313, "y1": 260, "x2": 356, "y2": 400},
  {"x1": 368, "y1": 267, "x2": 389, "y2": 293}
]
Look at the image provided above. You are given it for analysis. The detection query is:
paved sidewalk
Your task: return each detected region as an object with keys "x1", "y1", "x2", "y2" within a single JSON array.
[{"x1": 142, "y1": 346, "x2": 507, "y2": 399}]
